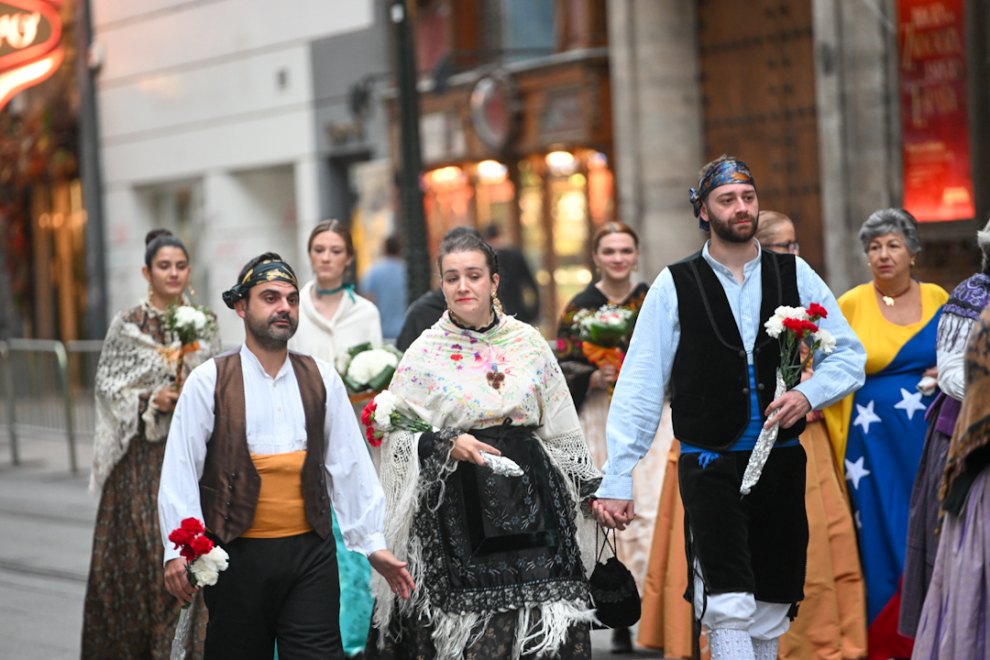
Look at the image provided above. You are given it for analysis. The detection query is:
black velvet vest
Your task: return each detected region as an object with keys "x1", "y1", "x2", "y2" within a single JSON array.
[{"x1": 668, "y1": 250, "x2": 806, "y2": 451}]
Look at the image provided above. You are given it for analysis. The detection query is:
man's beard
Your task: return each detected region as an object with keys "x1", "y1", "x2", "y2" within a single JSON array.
[
  {"x1": 707, "y1": 206, "x2": 759, "y2": 243},
  {"x1": 246, "y1": 310, "x2": 298, "y2": 351}
]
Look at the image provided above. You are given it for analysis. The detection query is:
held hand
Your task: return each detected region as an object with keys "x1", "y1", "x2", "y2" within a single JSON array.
[
  {"x1": 923, "y1": 366, "x2": 938, "y2": 379},
  {"x1": 591, "y1": 498, "x2": 635, "y2": 531},
  {"x1": 164, "y1": 557, "x2": 198, "y2": 605},
  {"x1": 369, "y1": 550, "x2": 416, "y2": 600},
  {"x1": 450, "y1": 434, "x2": 501, "y2": 465},
  {"x1": 764, "y1": 390, "x2": 811, "y2": 430},
  {"x1": 154, "y1": 388, "x2": 180, "y2": 413}
]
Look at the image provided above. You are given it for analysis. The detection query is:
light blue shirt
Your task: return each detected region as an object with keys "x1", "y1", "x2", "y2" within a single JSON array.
[
  {"x1": 360, "y1": 257, "x2": 407, "y2": 339},
  {"x1": 596, "y1": 241, "x2": 867, "y2": 500}
]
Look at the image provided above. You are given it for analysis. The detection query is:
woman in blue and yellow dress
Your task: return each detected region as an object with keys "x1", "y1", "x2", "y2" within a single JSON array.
[{"x1": 823, "y1": 209, "x2": 948, "y2": 660}]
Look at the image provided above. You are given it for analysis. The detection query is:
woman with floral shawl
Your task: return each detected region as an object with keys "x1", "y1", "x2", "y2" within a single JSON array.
[
  {"x1": 367, "y1": 232, "x2": 602, "y2": 660},
  {"x1": 82, "y1": 230, "x2": 220, "y2": 659},
  {"x1": 555, "y1": 221, "x2": 664, "y2": 653}
]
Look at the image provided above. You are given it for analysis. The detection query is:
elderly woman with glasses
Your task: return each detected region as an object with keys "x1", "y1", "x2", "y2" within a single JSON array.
[{"x1": 823, "y1": 209, "x2": 948, "y2": 658}]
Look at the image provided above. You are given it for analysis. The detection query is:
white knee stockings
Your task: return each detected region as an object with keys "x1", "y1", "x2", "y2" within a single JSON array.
[
  {"x1": 708, "y1": 629, "x2": 755, "y2": 660},
  {"x1": 707, "y1": 630, "x2": 779, "y2": 660}
]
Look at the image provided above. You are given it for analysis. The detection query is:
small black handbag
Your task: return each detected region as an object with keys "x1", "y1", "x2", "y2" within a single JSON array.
[{"x1": 588, "y1": 525, "x2": 641, "y2": 629}]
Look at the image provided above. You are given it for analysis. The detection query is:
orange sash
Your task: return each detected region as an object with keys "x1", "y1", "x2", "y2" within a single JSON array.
[{"x1": 241, "y1": 451, "x2": 314, "y2": 538}]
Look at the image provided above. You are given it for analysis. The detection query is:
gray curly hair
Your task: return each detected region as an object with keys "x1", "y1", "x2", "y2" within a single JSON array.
[{"x1": 859, "y1": 208, "x2": 921, "y2": 254}]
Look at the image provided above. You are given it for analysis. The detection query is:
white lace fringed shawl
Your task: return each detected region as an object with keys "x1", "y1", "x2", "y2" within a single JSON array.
[
  {"x1": 372, "y1": 313, "x2": 602, "y2": 659},
  {"x1": 90, "y1": 300, "x2": 219, "y2": 495}
]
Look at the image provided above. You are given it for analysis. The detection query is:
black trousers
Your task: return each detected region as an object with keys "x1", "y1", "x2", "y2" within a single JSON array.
[
  {"x1": 202, "y1": 531, "x2": 344, "y2": 660},
  {"x1": 678, "y1": 445, "x2": 808, "y2": 604}
]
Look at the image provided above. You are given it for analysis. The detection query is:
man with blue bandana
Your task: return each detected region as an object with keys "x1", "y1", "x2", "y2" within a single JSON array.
[{"x1": 592, "y1": 156, "x2": 866, "y2": 660}]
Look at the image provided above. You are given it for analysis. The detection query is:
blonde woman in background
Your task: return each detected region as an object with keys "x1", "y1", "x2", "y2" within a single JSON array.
[{"x1": 289, "y1": 219, "x2": 383, "y2": 659}]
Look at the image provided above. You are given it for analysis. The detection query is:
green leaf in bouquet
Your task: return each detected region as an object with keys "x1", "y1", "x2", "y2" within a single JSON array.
[
  {"x1": 348, "y1": 342, "x2": 374, "y2": 358},
  {"x1": 366, "y1": 365, "x2": 396, "y2": 393},
  {"x1": 342, "y1": 375, "x2": 366, "y2": 392}
]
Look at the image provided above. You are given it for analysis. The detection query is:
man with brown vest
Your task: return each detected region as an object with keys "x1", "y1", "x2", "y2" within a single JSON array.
[{"x1": 159, "y1": 253, "x2": 413, "y2": 660}]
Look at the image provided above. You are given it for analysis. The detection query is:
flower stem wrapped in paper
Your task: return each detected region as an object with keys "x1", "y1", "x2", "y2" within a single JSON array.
[
  {"x1": 163, "y1": 303, "x2": 216, "y2": 389},
  {"x1": 167, "y1": 518, "x2": 229, "y2": 660},
  {"x1": 338, "y1": 342, "x2": 403, "y2": 398},
  {"x1": 739, "y1": 303, "x2": 835, "y2": 496},
  {"x1": 571, "y1": 305, "x2": 636, "y2": 382},
  {"x1": 361, "y1": 391, "x2": 524, "y2": 476}
]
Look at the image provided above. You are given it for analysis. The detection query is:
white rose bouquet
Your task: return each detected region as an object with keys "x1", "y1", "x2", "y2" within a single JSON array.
[
  {"x1": 163, "y1": 303, "x2": 215, "y2": 387},
  {"x1": 338, "y1": 342, "x2": 403, "y2": 393}
]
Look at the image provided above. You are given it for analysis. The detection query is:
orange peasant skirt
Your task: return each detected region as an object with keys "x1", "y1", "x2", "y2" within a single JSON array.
[{"x1": 637, "y1": 420, "x2": 868, "y2": 660}]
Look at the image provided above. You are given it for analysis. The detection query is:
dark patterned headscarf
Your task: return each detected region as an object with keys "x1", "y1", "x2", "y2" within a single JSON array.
[
  {"x1": 689, "y1": 158, "x2": 757, "y2": 231},
  {"x1": 222, "y1": 258, "x2": 299, "y2": 309}
]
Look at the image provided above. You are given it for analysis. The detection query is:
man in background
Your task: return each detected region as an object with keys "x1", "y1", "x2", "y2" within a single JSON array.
[
  {"x1": 360, "y1": 235, "x2": 407, "y2": 340},
  {"x1": 484, "y1": 224, "x2": 540, "y2": 324}
]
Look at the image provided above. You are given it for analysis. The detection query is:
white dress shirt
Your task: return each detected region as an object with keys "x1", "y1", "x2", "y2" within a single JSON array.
[{"x1": 159, "y1": 344, "x2": 387, "y2": 563}]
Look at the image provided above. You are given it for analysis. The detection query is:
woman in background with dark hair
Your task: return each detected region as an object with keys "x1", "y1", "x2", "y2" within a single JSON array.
[
  {"x1": 82, "y1": 229, "x2": 220, "y2": 659},
  {"x1": 555, "y1": 221, "x2": 663, "y2": 653},
  {"x1": 368, "y1": 231, "x2": 601, "y2": 660}
]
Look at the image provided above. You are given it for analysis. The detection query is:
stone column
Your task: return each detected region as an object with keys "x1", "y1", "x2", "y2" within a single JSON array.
[{"x1": 607, "y1": 0, "x2": 707, "y2": 279}]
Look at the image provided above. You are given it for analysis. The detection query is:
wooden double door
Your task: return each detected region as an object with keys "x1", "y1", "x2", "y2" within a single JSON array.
[{"x1": 697, "y1": 0, "x2": 825, "y2": 276}]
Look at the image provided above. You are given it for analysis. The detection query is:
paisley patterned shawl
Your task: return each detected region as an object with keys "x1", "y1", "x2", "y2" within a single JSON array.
[
  {"x1": 937, "y1": 273, "x2": 990, "y2": 353},
  {"x1": 941, "y1": 305, "x2": 990, "y2": 515},
  {"x1": 91, "y1": 299, "x2": 220, "y2": 494}
]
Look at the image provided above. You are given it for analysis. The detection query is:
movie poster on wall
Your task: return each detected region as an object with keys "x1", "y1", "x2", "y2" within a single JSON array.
[{"x1": 898, "y1": 0, "x2": 975, "y2": 222}]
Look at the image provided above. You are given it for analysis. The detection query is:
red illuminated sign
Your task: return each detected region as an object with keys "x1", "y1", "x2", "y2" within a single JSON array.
[
  {"x1": 898, "y1": 0, "x2": 975, "y2": 222},
  {"x1": 0, "y1": 0, "x2": 63, "y2": 109}
]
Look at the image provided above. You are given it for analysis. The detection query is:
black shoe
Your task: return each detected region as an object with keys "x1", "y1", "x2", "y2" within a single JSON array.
[{"x1": 610, "y1": 626, "x2": 633, "y2": 654}]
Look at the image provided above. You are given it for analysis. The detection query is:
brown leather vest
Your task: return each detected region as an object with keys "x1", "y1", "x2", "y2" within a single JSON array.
[{"x1": 199, "y1": 349, "x2": 332, "y2": 543}]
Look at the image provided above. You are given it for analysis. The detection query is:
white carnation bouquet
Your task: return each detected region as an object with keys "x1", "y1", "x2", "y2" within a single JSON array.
[
  {"x1": 740, "y1": 303, "x2": 835, "y2": 495},
  {"x1": 167, "y1": 518, "x2": 229, "y2": 660},
  {"x1": 338, "y1": 342, "x2": 403, "y2": 393}
]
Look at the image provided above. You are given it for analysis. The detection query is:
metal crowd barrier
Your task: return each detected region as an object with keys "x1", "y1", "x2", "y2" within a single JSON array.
[{"x1": 0, "y1": 339, "x2": 103, "y2": 474}]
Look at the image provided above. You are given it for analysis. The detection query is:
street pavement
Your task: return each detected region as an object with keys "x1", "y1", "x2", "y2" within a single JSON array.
[{"x1": 0, "y1": 434, "x2": 668, "y2": 660}]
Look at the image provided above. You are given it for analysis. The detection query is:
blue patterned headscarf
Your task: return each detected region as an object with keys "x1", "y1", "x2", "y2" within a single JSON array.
[{"x1": 688, "y1": 158, "x2": 757, "y2": 231}]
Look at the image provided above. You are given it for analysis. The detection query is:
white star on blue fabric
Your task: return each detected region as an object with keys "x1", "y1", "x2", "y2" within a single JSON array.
[
  {"x1": 894, "y1": 387, "x2": 927, "y2": 420},
  {"x1": 853, "y1": 400, "x2": 882, "y2": 434},
  {"x1": 845, "y1": 456, "x2": 871, "y2": 490}
]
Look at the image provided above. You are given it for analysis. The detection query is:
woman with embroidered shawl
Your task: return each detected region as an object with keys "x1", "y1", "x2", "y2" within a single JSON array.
[
  {"x1": 911, "y1": 303, "x2": 990, "y2": 659},
  {"x1": 82, "y1": 230, "x2": 220, "y2": 659},
  {"x1": 900, "y1": 218, "x2": 990, "y2": 638},
  {"x1": 822, "y1": 209, "x2": 947, "y2": 660},
  {"x1": 555, "y1": 221, "x2": 663, "y2": 653},
  {"x1": 367, "y1": 232, "x2": 602, "y2": 660},
  {"x1": 288, "y1": 219, "x2": 383, "y2": 658}
]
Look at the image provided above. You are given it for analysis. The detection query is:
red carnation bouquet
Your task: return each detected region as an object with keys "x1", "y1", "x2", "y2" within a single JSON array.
[
  {"x1": 361, "y1": 390, "x2": 432, "y2": 447},
  {"x1": 168, "y1": 518, "x2": 230, "y2": 658},
  {"x1": 740, "y1": 303, "x2": 836, "y2": 495}
]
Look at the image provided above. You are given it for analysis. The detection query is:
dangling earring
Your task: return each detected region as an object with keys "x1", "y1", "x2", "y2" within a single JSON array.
[
  {"x1": 187, "y1": 285, "x2": 196, "y2": 298},
  {"x1": 910, "y1": 259, "x2": 916, "y2": 267},
  {"x1": 633, "y1": 262, "x2": 639, "y2": 272},
  {"x1": 491, "y1": 290, "x2": 504, "y2": 316},
  {"x1": 148, "y1": 283, "x2": 154, "y2": 297}
]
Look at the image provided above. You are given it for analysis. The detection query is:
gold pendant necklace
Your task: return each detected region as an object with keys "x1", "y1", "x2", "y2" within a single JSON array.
[{"x1": 874, "y1": 280, "x2": 911, "y2": 306}]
